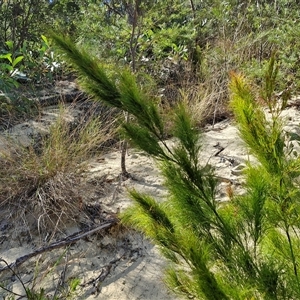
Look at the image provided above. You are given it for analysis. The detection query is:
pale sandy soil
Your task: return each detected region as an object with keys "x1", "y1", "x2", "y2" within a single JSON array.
[{"x1": 1, "y1": 102, "x2": 300, "y2": 299}]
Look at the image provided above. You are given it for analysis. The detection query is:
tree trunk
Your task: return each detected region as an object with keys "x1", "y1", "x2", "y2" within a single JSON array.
[
  {"x1": 120, "y1": 0, "x2": 140, "y2": 179},
  {"x1": 189, "y1": 0, "x2": 196, "y2": 19},
  {"x1": 121, "y1": 112, "x2": 130, "y2": 178}
]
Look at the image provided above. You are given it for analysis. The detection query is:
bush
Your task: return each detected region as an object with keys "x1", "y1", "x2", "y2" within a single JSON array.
[
  {"x1": 51, "y1": 35, "x2": 300, "y2": 298},
  {"x1": 122, "y1": 56, "x2": 300, "y2": 299}
]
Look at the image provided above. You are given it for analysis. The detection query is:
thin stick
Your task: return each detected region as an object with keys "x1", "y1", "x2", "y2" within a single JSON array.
[
  {"x1": 111, "y1": 174, "x2": 122, "y2": 204},
  {"x1": 0, "y1": 219, "x2": 118, "y2": 273}
]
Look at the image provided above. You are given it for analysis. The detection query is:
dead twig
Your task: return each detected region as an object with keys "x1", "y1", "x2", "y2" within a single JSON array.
[
  {"x1": 0, "y1": 219, "x2": 119, "y2": 273},
  {"x1": 82, "y1": 255, "x2": 124, "y2": 296},
  {"x1": 111, "y1": 174, "x2": 122, "y2": 204}
]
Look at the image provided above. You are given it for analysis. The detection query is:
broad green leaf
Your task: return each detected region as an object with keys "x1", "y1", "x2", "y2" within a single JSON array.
[
  {"x1": 41, "y1": 34, "x2": 49, "y2": 47},
  {"x1": 5, "y1": 41, "x2": 13, "y2": 51},
  {"x1": 0, "y1": 53, "x2": 12, "y2": 64},
  {"x1": 12, "y1": 56, "x2": 24, "y2": 68}
]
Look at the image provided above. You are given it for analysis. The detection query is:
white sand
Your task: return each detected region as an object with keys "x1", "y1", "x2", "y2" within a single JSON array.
[{"x1": 1, "y1": 104, "x2": 299, "y2": 299}]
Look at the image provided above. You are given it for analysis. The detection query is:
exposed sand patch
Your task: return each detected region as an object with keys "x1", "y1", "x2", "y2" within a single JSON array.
[{"x1": 1, "y1": 103, "x2": 300, "y2": 299}]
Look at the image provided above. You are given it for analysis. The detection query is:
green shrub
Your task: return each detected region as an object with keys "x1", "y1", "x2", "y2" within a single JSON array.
[{"x1": 52, "y1": 35, "x2": 300, "y2": 298}]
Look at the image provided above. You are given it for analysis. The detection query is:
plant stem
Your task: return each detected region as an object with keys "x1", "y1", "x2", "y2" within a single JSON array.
[
  {"x1": 285, "y1": 223, "x2": 300, "y2": 288},
  {"x1": 121, "y1": 112, "x2": 129, "y2": 177},
  {"x1": 120, "y1": 0, "x2": 140, "y2": 179}
]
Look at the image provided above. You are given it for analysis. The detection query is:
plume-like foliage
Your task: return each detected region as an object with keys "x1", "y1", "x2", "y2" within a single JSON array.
[
  {"x1": 52, "y1": 36, "x2": 300, "y2": 299},
  {"x1": 229, "y1": 73, "x2": 285, "y2": 175},
  {"x1": 51, "y1": 33, "x2": 122, "y2": 109}
]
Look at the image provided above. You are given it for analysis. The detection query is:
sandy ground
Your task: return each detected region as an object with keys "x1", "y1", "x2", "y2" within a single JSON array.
[{"x1": 1, "y1": 103, "x2": 300, "y2": 299}]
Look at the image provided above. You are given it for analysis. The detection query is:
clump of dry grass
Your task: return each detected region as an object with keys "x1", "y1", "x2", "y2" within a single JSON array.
[
  {"x1": 180, "y1": 78, "x2": 231, "y2": 128},
  {"x1": 155, "y1": 59, "x2": 232, "y2": 130},
  {"x1": 0, "y1": 104, "x2": 119, "y2": 231}
]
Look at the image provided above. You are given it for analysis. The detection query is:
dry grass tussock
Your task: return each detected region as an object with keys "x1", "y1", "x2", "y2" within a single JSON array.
[
  {"x1": 157, "y1": 60, "x2": 232, "y2": 129},
  {"x1": 180, "y1": 85, "x2": 223, "y2": 127},
  {"x1": 161, "y1": 79, "x2": 230, "y2": 129},
  {"x1": 171, "y1": 31, "x2": 273, "y2": 127},
  {"x1": 0, "y1": 104, "x2": 119, "y2": 231}
]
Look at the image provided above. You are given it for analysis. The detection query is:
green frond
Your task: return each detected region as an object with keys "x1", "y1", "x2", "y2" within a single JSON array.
[
  {"x1": 162, "y1": 156, "x2": 217, "y2": 203},
  {"x1": 119, "y1": 70, "x2": 164, "y2": 137},
  {"x1": 159, "y1": 247, "x2": 180, "y2": 263},
  {"x1": 121, "y1": 190, "x2": 175, "y2": 244},
  {"x1": 229, "y1": 72, "x2": 285, "y2": 174},
  {"x1": 261, "y1": 230, "x2": 300, "y2": 299},
  {"x1": 129, "y1": 189, "x2": 174, "y2": 232},
  {"x1": 189, "y1": 247, "x2": 230, "y2": 300},
  {"x1": 161, "y1": 161, "x2": 216, "y2": 234},
  {"x1": 165, "y1": 238, "x2": 231, "y2": 300},
  {"x1": 217, "y1": 203, "x2": 243, "y2": 245},
  {"x1": 50, "y1": 32, "x2": 122, "y2": 109},
  {"x1": 172, "y1": 103, "x2": 201, "y2": 160},
  {"x1": 119, "y1": 70, "x2": 149, "y2": 117},
  {"x1": 165, "y1": 267, "x2": 197, "y2": 298},
  {"x1": 236, "y1": 166, "x2": 269, "y2": 244},
  {"x1": 122, "y1": 123, "x2": 166, "y2": 159},
  {"x1": 257, "y1": 261, "x2": 282, "y2": 299},
  {"x1": 148, "y1": 103, "x2": 165, "y2": 137},
  {"x1": 260, "y1": 52, "x2": 280, "y2": 110},
  {"x1": 264, "y1": 229, "x2": 293, "y2": 263}
]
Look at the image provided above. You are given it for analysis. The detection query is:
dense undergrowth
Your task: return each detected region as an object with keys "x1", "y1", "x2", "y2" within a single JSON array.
[{"x1": 1, "y1": 1, "x2": 300, "y2": 126}]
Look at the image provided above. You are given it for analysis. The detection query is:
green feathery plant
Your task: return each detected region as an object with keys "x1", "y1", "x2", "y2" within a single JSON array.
[{"x1": 51, "y1": 34, "x2": 300, "y2": 299}]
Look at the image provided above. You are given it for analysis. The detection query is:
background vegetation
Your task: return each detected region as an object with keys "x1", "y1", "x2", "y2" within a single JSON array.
[{"x1": 1, "y1": 0, "x2": 300, "y2": 122}]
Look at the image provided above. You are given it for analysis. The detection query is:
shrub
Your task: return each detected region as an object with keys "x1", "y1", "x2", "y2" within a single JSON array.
[
  {"x1": 51, "y1": 35, "x2": 300, "y2": 298},
  {"x1": 123, "y1": 56, "x2": 300, "y2": 299}
]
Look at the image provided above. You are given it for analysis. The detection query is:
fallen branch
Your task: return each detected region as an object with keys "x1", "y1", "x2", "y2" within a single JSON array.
[{"x1": 0, "y1": 219, "x2": 118, "y2": 273}]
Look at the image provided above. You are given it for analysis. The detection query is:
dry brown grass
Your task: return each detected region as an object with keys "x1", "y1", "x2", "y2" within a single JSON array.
[
  {"x1": 155, "y1": 59, "x2": 232, "y2": 130},
  {"x1": 0, "y1": 103, "x2": 120, "y2": 231},
  {"x1": 158, "y1": 29, "x2": 274, "y2": 129}
]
